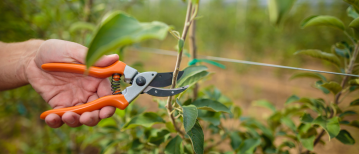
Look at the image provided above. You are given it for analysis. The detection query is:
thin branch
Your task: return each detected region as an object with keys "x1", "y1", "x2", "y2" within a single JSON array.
[
  {"x1": 305, "y1": 41, "x2": 359, "y2": 154},
  {"x1": 204, "y1": 123, "x2": 227, "y2": 152},
  {"x1": 83, "y1": 0, "x2": 93, "y2": 22},
  {"x1": 189, "y1": 6, "x2": 199, "y2": 100},
  {"x1": 304, "y1": 130, "x2": 325, "y2": 154},
  {"x1": 334, "y1": 41, "x2": 359, "y2": 104},
  {"x1": 204, "y1": 139, "x2": 222, "y2": 152},
  {"x1": 344, "y1": 31, "x2": 356, "y2": 45},
  {"x1": 165, "y1": 1, "x2": 194, "y2": 138}
]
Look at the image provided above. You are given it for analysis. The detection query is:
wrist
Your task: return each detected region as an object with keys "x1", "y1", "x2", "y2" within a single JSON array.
[{"x1": 19, "y1": 39, "x2": 45, "y2": 85}]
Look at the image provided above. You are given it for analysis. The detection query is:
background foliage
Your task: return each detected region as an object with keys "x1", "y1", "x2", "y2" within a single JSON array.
[{"x1": 1, "y1": 0, "x2": 359, "y2": 153}]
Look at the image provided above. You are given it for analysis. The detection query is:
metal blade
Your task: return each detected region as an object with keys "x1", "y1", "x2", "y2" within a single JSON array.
[
  {"x1": 148, "y1": 71, "x2": 184, "y2": 87},
  {"x1": 143, "y1": 86, "x2": 189, "y2": 97}
]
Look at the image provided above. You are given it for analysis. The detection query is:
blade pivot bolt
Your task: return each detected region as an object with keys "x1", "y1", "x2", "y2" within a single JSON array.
[{"x1": 136, "y1": 76, "x2": 146, "y2": 86}]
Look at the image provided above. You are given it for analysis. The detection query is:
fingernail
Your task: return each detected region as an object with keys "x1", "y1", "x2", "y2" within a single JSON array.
[{"x1": 107, "y1": 54, "x2": 118, "y2": 57}]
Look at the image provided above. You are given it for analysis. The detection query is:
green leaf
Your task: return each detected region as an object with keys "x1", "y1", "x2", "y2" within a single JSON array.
[
  {"x1": 268, "y1": 0, "x2": 296, "y2": 24},
  {"x1": 281, "y1": 117, "x2": 296, "y2": 131},
  {"x1": 177, "y1": 65, "x2": 209, "y2": 88},
  {"x1": 332, "y1": 42, "x2": 351, "y2": 59},
  {"x1": 231, "y1": 106, "x2": 242, "y2": 119},
  {"x1": 238, "y1": 138, "x2": 261, "y2": 154},
  {"x1": 122, "y1": 112, "x2": 165, "y2": 130},
  {"x1": 336, "y1": 130, "x2": 355, "y2": 145},
  {"x1": 229, "y1": 132, "x2": 242, "y2": 150},
  {"x1": 182, "y1": 105, "x2": 198, "y2": 132},
  {"x1": 340, "y1": 121, "x2": 351, "y2": 124},
  {"x1": 182, "y1": 99, "x2": 193, "y2": 106},
  {"x1": 277, "y1": 141, "x2": 296, "y2": 151},
  {"x1": 315, "y1": 80, "x2": 330, "y2": 94},
  {"x1": 189, "y1": 59, "x2": 226, "y2": 69},
  {"x1": 349, "y1": 120, "x2": 359, "y2": 128},
  {"x1": 240, "y1": 117, "x2": 274, "y2": 140},
  {"x1": 178, "y1": 39, "x2": 184, "y2": 52},
  {"x1": 299, "y1": 135, "x2": 316, "y2": 151},
  {"x1": 348, "y1": 6, "x2": 359, "y2": 19},
  {"x1": 313, "y1": 116, "x2": 340, "y2": 139},
  {"x1": 350, "y1": 98, "x2": 359, "y2": 106},
  {"x1": 298, "y1": 123, "x2": 312, "y2": 134},
  {"x1": 86, "y1": 11, "x2": 169, "y2": 67},
  {"x1": 321, "y1": 81, "x2": 342, "y2": 95},
  {"x1": 166, "y1": 122, "x2": 176, "y2": 133},
  {"x1": 344, "y1": 0, "x2": 359, "y2": 13},
  {"x1": 148, "y1": 129, "x2": 170, "y2": 146},
  {"x1": 285, "y1": 95, "x2": 300, "y2": 104},
  {"x1": 200, "y1": 59, "x2": 226, "y2": 69},
  {"x1": 349, "y1": 79, "x2": 359, "y2": 85},
  {"x1": 295, "y1": 50, "x2": 341, "y2": 67},
  {"x1": 350, "y1": 17, "x2": 359, "y2": 39},
  {"x1": 351, "y1": 18, "x2": 359, "y2": 31},
  {"x1": 253, "y1": 100, "x2": 276, "y2": 112},
  {"x1": 339, "y1": 110, "x2": 357, "y2": 117},
  {"x1": 297, "y1": 98, "x2": 326, "y2": 113},
  {"x1": 186, "y1": 121, "x2": 204, "y2": 154},
  {"x1": 178, "y1": 71, "x2": 209, "y2": 88},
  {"x1": 301, "y1": 113, "x2": 314, "y2": 123},
  {"x1": 198, "y1": 110, "x2": 221, "y2": 126},
  {"x1": 69, "y1": 21, "x2": 96, "y2": 33},
  {"x1": 301, "y1": 15, "x2": 345, "y2": 31},
  {"x1": 350, "y1": 85, "x2": 358, "y2": 92},
  {"x1": 290, "y1": 72, "x2": 327, "y2": 81},
  {"x1": 192, "y1": 99, "x2": 230, "y2": 113},
  {"x1": 165, "y1": 135, "x2": 183, "y2": 154}
]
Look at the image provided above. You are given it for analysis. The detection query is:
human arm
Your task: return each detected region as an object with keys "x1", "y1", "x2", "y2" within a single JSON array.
[{"x1": 0, "y1": 39, "x2": 118, "y2": 128}]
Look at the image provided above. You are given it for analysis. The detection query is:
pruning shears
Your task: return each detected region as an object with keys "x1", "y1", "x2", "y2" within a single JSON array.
[{"x1": 39, "y1": 61, "x2": 188, "y2": 119}]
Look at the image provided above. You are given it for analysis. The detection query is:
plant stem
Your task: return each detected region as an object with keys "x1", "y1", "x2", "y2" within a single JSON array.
[
  {"x1": 304, "y1": 130, "x2": 325, "y2": 154},
  {"x1": 307, "y1": 41, "x2": 359, "y2": 153},
  {"x1": 344, "y1": 31, "x2": 356, "y2": 45},
  {"x1": 83, "y1": 0, "x2": 93, "y2": 22},
  {"x1": 189, "y1": 7, "x2": 198, "y2": 100},
  {"x1": 334, "y1": 41, "x2": 359, "y2": 104},
  {"x1": 204, "y1": 139, "x2": 223, "y2": 152},
  {"x1": 165, "y1": 1, "x2": 194, "y2": 138},
  {"x1": 82, "y1": 0, "x2": 93, "y2": 45}
]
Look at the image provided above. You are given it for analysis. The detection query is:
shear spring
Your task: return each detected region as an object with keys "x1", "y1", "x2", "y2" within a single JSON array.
[{"x1": 111, "y1": 73, "x2": 122, "y2": 95}]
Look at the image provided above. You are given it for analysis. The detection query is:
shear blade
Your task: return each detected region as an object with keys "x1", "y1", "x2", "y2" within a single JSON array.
[
  {"x1": 143, "y1": 85, "x2": 189, "y2": 97},
  {"x1": 148, "y1": 71, "x2": 184, "y2": 87}
]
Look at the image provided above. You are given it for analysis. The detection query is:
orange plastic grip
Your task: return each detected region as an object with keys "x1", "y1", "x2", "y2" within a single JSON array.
[
  {"x1": 41, "y1": 61, "x2": 127, "y2": 78},
  {"x1": 40, "y1": 94, "x2": 129, "y2": 119}
]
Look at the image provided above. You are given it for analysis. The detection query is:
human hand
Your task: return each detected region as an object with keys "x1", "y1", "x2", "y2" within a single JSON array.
[{"x1": 26, "y1": 39, "x2": 119, "y2": 128}]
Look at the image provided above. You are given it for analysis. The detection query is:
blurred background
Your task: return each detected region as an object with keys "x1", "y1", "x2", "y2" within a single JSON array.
[{"x1": 0, "y1": 0, "x2": 358, "y2": 153}]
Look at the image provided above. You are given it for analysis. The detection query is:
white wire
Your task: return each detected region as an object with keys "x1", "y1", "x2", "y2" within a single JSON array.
[{"x1": 133, "y1": 47, "x2": 359, "y2": 78}]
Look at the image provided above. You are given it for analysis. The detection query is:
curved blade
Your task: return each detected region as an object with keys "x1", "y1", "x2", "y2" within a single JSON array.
[
  {"x1": 148, "y1": 71, "x2": 184, "y2": 87},
  {"x1": 143, "y1": 85, "x2": 189, "y2": 97}
]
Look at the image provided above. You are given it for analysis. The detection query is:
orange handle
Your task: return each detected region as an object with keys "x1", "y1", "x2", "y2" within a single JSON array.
[
  {"x1": 41, "y1": 61, "x2": 127, "y2": 78},
  {"x1": 40, "y1": 94, "x2": 129, "y2": 119}
]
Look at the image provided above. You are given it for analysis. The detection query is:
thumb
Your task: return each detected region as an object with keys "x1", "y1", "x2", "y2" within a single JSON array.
[{"x1": 93, "y1": 54, "x2": 119, "y2": 67}]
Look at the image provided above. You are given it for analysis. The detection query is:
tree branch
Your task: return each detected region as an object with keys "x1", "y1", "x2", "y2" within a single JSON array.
[
  {"x1": 334, "y1": 41, "x2": 359, "y2": 104},
  {"x1": 165, "y1": 1, "x2": 194, "y2": 138},
  {"x1": 304, "y1": 40, "x2": 359, "y2": 154},
  {"x1": 189, "y1": 6, "x2": 198, "y2": 100}
]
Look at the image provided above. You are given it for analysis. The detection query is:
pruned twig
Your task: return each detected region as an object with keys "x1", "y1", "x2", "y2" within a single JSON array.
[{"x1": 165, "y1": 1, "x2": 196, "y2": 138}]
